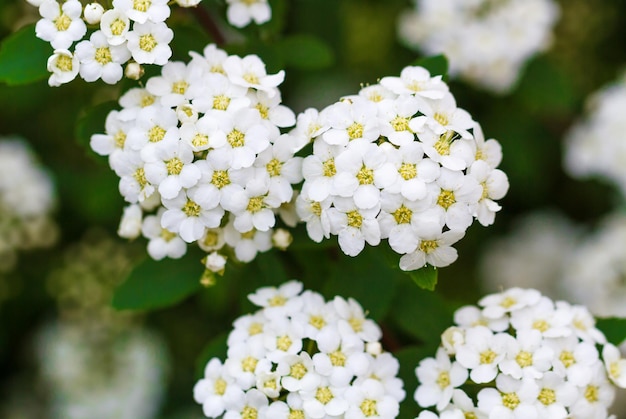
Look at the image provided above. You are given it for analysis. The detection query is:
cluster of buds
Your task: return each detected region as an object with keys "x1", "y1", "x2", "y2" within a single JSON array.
[
  {"x1": 194, "y1": 280, "x2": 406, "y2": 419},
  {"x1": 292, "y1": 65, "x2": 508, "y2": 271},
  {"x1": 414, "y1": 288, "x2": 626, "y2": 418},
  {"x1": 91, "y1": 44, "x2": 302, "y2": 276}
]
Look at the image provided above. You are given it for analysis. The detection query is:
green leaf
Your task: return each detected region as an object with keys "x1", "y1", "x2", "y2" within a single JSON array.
[
  {"x1": 323, "y1": 247, "x2": 397, "y2": 321},
  {"x1": 0, "y1": 24, "x2": 50, "y2": 85},
  {"x1": 276, "y1": 34, "x2": 334, "y2": 70},
  {"x1": 596, "y1": 317, "x2": 626, "y2": 345},
  {"x1": 390, "y1": 279, "x2": 453, "y2": 344},
  {"x1": 413, "y1": 54, "x2": 448, "y2": 79},
  {"x1": 112, "y1": 249, "x2": 205, "y2": 311},
  {"x1": 75, "y1": 100, "x2": 118, "y2": 152},
  {"x1": 407, "y1": 265, "x2": 438, "y2": 291}
]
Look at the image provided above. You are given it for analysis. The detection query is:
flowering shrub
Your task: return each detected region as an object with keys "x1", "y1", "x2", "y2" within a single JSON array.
[
  {"x1": 294, "y1": 65, "x2": 508, "y2": 271},
  {"x1": 414, "y1": 288, "x2": 626, "y2": 418},
  {"x1": 194, "y1": 280, "x2": 405, "y2": 419},
  {"x1": 397, "y1": 0, "x2": 560, "y2": 93},
  {"x1": 91, "y1": 44, "x2": 301, "y2": 275},
  {"x1": 24, "y1": 0, "x2": 272, "y2": 86}
]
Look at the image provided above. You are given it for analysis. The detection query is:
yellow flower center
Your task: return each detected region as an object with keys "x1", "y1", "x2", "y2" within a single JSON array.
[
  {"x1": 501, "y1": 392, "x2": 520, "y2": 410},
  {"x1": 166, "y1": 157, "x2": 184, "y2": 175},
  {"x1": 269, "y1": 295, "x2": 287, "y2": 307},
  {"x1": 515, "y1": 351, "x2": 533, "y2": 368},
  {"x1": 213, "y1": 95, "x2": 231, "y2": 110},
  {"x1": 55, "y1": 55, "x2": 73, "y2": 72},
  {"x1": 288, "y1": 410, "x2": 304, "y2": 419},
  {"x1": 500, "y1": 296, "x2": 516, "y2": 308},
  {"x1": 346, "y1": 210, "x2": 363, "y2": 228},
  {"x1": 323, "y1": 158, "x2": 336, "y2": 177},
  {"x1": 360, "y1": 399, "x2": 378, "y2": 417},
  {"x1": 393, "y1": 205, "x2": 412, "y2": 224},
  {"x1": 244, "y1": 73, "x2": 259, "y2": 84},
  {"x1": 276, "y1": 335, "x2": 292, "y2": 351},
  {"x1": 309, "y1": 315, "x2": 325, "y2": 329},
  {"x1": 532, "y1": 319, "x2": 549, "y2": 333},
  {"x1": 182, "y1": 199, "x2": 201, "y2": 217},
  {"x1": 434, "y1": 112, "x2": 449, "y2": 126},
  {"x1": 347, "y1": 122, "x2": 364, "y2": 140},
  {"x1": 160, "y1": 229, "x2": 177, "y2": 242},
  {"x1": 246, "y1": 196, "x2": 265, "y2": 213},
  {"x1": 139, "y1": 34, "x2": 157, "y2": 52},
  {"x1": 148, "y1": 126, "x2": 166, "y2": 142},
  {"x1": 434, "y1": 131, "x2": 454, "y2": 156},
  {"x1": 134, "y1": 168, "x2": 148, "y2": 187},
  {"x1": 54, "y1": 13, "x2": 71, "y2": 31},
  {"x1": 94, "y1": 47, "x2": 112, "y2": 65},
  {"x1": 211, "y1": 170, "x2": 230, "y2": 189},
  {"x1": 559, "y1": 351, "x2": 576, "y2": 368},
  {"x1": 266, "y1": 158, "x2": 282, "y2": 177},
  {"x1": 437, "y1": 189, "x2": 456, "y2": 210},
  {"x1": 316, "y1": 387, "x2": 333, "y2": 404},
  {"x1": 141, "y1": 94, "x2": 155, "y2": 107},
  {"x1": 436, "y1": 371, "x2": 450, "y2": 389},
  {"x1": 172, "y1": 81, "x2": 188, "y2": 95},
  {"x1": 356, "y1": 165, "x2": 374, "y2": 185},
  {"x1": 480, "y1": 349, "x2": 497, "y2": 365},
  {"x1": 390, "y1": 116, "x2": 410, "y2": 132},
  {"x1": 538, "y1": 388, "x2": 556, "y2": 406},
  {"x1": 248, "y1": 322, "x2": 263, "y2": 336},
  {"x1": 398, "y1": 162, "x2": 417, "y2": 180},
  {"x1": 241, "y1": 356, "x2": 258, "y2": 373},
  {"x1": 419, "y1": 239, "x2": 438, "y2": 254},
  {"x1": 227, "y1": 129, "x2": 245, "y2": 147},
  {"x1": 330, "y1": 350, "x2": 346, "y2": 367},
  {"x1": 290, "y1": 362, "x2": 307, "y2": 379},
  {"x1": 114, "y1": 131, "x2": 126, "y2": 148},
  {"x1": 349, "y1": 316, "x2": 363, "y2": 332},
  {"x1": 255, "y1": 103, "x2": 269, "y2": 119},
  {"x1": 133, "y1": 0, "x2": 151, "y2": 12},
  {"x1": 110, "y1": 19, "x2": 127, "y2": 36},
  {"x1": 192, "y1": 134, "x2": 209, "y2": 148},
  {"x1": 214, "y1": 378, "x2": 227, "y2": 395},
  {"x1": 584, "y1": 385, "x2": 599, "y2": 403},
  {"x1": 241, "y1": 406, "x2": 257, "y2": 419}
]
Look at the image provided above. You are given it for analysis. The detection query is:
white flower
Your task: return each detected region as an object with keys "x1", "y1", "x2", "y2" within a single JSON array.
[
  {"x1": 75, "y1": 30, "x2": 131, "y2": 84},
  {"x1": 83, "y1": 3, "x2": 105, "y2": 24},
  {"x1": 399, "y1": 229, "x2": 465, "y2": 270},
  {"x1": 476, "y1": 374, "x2": 539, "y2": 418},
  {"x1": 118, "y1": 204, "x2": 143, "y2": 239},
  {"x1": 223, "y1": 222, "x2": 273, "y2": 263},
  {"x1": 146, "y1": 60, "x2": 203, "y2": 107},
  {"x1": 161, "y1": 187, "x2": 225, "y2": 243},
  {"x1": 225, "y1": 0, "x2": 271, "y2": 28},
  {"x1": 454, "y1": 326, "x2": 511, "y2": 384},
  {"x1": 47, "y1": 49, "x2": 79, "y2": 86},
  {"x1": 498, "y1": 329, "x2": 554, "y2": 380},
  {"x1": 223, "y1": 54, "x2": 285, "y2": 97},
  {"x1": 126, "y1": 21, "x2": 173, "y2": 65},
  {"x1": 603, "y1": 344, "x2": 626, "y2": 388},
  {"x1": 379, "y1": 66, "x2": 448, "y2": 99},
  {"x1": 327, "y1": 197, "x2": 381, "y2": 257},
  {"x1": 194, "y1": 358, "x2": 245, "y2": 417},
  {"x1": 112, "y1": 0, "x2": 170, "y2": 24},
  {"x1": 467, "y1": 160, "x2": 509, "y2": 227},
  {"x1": 344, "y1": 379, "x2": 400, "y2": 419},
  {"x1": 322, "y1": 99, "x2": 380, "y2": 146},
  {"x1": 143, "y1": 139, "x2": 201, "y2": 200},
  {"x1": 218, "y1": 108, "x2": 271, "y2": 170},
  {"x1": 100, "y1": 9, "x2": 131, "y2": 46},
  {"x1": 415, "y1": 347, "x2": 468, "y2": 411},
  {"x1": 35, "y1": 0, "x2": 86, "y2": 50},
  {"x1": 141, "y1": 208, "x2": 187, "y2": 259}
]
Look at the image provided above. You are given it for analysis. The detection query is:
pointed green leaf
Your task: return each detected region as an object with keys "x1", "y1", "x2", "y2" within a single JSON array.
[
  {"x1": 0, "y1": 24, "x2": 50, "y2": 85},
  {"x1": 276, "y1": 34, "x2": 334, "y2": 70},
  {"x1": 413, "y1": 54, "x2": 448, "y2": 79},
  {"x1": 596, "y1": 317, "x2": 626, "y2": 345},
  {"x1": 112, "y1": 250, "x2": 205, "y2": 311},
  {"x1": 407, "y1": 265, "x2": 438, "y2": 291}
]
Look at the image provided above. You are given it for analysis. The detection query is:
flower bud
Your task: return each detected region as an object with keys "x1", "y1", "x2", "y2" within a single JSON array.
[
  {"x1": 117, "y1": 204, "x2": 142, "y2": 239},
  {"x1": 272, "y1": 228, "x2": 292, "y2": 250},
  {"x1": 205, "y1": 251, "x2": 227, "y2": 275},
  {"x1": 175, "y1": 0, "x2": 202, "y2": 7},
  {"x1": 83, "y1": 3, "x2": 105, "y2": 25},
  {"x1": 125, "y1": 61, "x2": 144, "y2": 80}
]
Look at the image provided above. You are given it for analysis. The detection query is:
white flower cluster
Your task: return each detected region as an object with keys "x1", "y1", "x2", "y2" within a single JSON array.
[
  {"x1": 563, "y1": 72, "x2": 626, "y2": 197},
  {"x1": 225, "y1": 0, "x2": 272, "y2": 28},
  {"x1": 0, "y1": 138, "x2": 57, "y2": 272},
  {"x1": 397, "y1": 0, "x2": 560, "y2": 93},
  {"x1": 27, "y1": 0, "x2": 200, "y2": 86},
  {"x1": 37, "y1": 322, "x2": 169, "y2": 419},
  {"x1": 194, "y1": 280, "x2": 406, "y2": 419},
  {"x1": 293, "y1": 65, "x2": 508, "y2": 271},
  {"x1": 91, "y1": 44, "x2": 301, "y2": 273},
  {"x1": 414, "y1": 288, "x2": 626, "y2": 419}
]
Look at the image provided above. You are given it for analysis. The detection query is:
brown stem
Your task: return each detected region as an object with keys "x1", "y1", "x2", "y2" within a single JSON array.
[{"x1": 189, "y1": 5, "x2": 226, "y2": 47}]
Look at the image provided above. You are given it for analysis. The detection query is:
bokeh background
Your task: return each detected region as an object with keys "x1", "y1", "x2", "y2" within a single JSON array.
[{"x1": 1, "y1": 0, "x2": 626, "y2": 417}]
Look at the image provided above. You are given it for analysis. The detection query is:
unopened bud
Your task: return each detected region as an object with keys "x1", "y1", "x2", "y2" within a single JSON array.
[
  {"x1": 366, "y1": 341, "x2": 382, "y2": 356},
  {"x1": 176, "y1": 102, "x2": 199, "y2": 124},
  {"x1": 205, "y1": 251, "x2": 227, "y2": 275},
  {"x1": 175, "y1": 0, "x2": 202, "y2": 7},
  {"x1": 83, "y1": 3, "x2": 105, "y2": 25},
  {"x1": 125, "y1": 61, "x2": 144, "y2": 80},
  {"x1": 117, "y1": 204, "x2": 142, "y2": 239},
  {"x1": 272, "y1": 228, "x2": 292, "y2": 250}
]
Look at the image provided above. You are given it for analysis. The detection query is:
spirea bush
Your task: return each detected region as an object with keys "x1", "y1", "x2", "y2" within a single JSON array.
[
  {"x1": 91, "y1": 44, "x2": 302, "y2": 274},
  {"x1": 397, "y1": 0, "x2": 560, "y2": 93},
  {"x1": 294, "y1": 65, "x2": 508, "y2": 271},
  {"x1": 193, "y1": 280, "x2": 406, "y2": 419},
  {"x1": 414, "y1": 288, "x2": 626, "y2": 418}
]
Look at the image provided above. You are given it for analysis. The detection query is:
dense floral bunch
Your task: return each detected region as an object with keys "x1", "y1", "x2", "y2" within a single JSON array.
[
  {"x1": 91, "y1": 44, "x2": 301, "y2": 275},
  {"x1": 293, "y1": 65, "x2": 508, "y2": 271},
  {"x1": 0, "y1": 138, "x2": 57, "y2": 272},
  {"x1": 397, "y1": 0, "x2": 560, "y2": 93},
  {"x1": 563, "y1": 72, "x2": 626, "y2": 197},
  {"x1": 194, "y1": 280, "x2": 406, "y2": 418},
  {"x1": 24, "y1": 0, "x2": 272, "y2": 86},
  {"x1": 414, "y1": 288, "x2": 626, "y2": 419}
]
